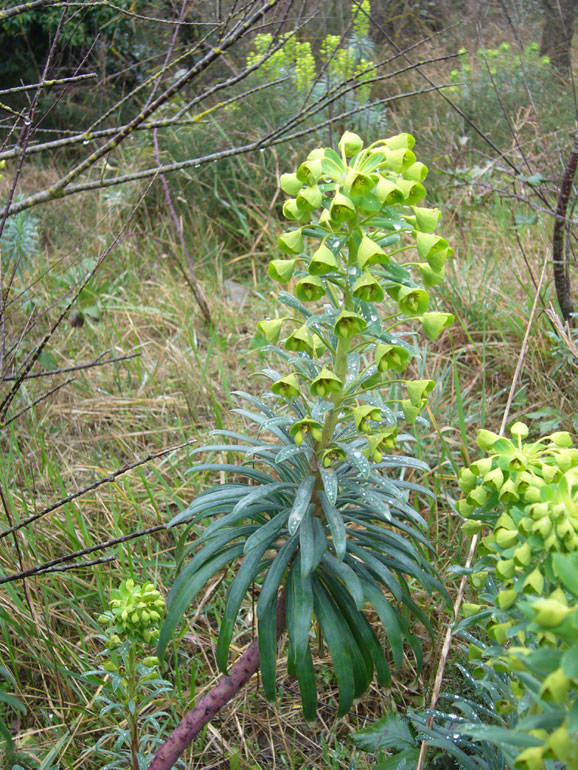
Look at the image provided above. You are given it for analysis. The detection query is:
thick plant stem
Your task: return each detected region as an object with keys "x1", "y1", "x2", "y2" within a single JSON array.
[{"x1": 148, "y1": 592, "x2": 286, "y2": 770}]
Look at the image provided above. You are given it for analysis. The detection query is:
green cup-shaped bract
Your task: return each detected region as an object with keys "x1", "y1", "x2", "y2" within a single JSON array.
[
  {"x1": 334, "y1": 310, "x2": 367, "y2": 338},
  {"x1": 539, "y1": 668, "x2": 571, "y2": 704},
  {"x1": 365, "y1": 427, "x2": 398, "y2": 462},
  {"x1": 285, "y1": 325, "x2": 315, "y2": 357},
  {"x1": 403, "y1": 161, "x2": 428, "y2": 181},
  {"x1": 344, "y1": 169, "x2": 374, "y2": 198},
  {"x1": 297, "y1": 185, "x2": 323, "y2": 211},
  {"x1": 375, "y1": 343, "x2": 411, "y2": 373},
  {"x1": 321, "y1": 445, "x2": 347, "y2": 467},
  {"x1": 296, "y1": 158, "x2": 323, "y2": 184},
  {"x1": 385, "y1": 147, "x2": 416, "y2": 173},
  {"x1": 532, "y1": 598, "x2": 572, "y2": 628},
  {"x1": 280, "y1": 172, "x2": 303, "y2": 195},
  {"x1": 396, "y1": 178, "x2": 426, "y2": 205},
  {"x1": 513, "y1": 747, "x2": 544, "y2": 770},
  {"x1": 310, "y1": 367, "x2": 343, "y2": 398},
  {"x1": 289, "y1": 418, "x2": 323, "y2": 446},
  {"x1": 283, "y1": 198, "x2": 311, "y2": 222},
  {"x1": 257, "y1": 318, "x2": 285, "y2": 343},
  {"x1": 278, "y1": 229, "x2": 304, "y2": 255},
  {"x1": 395, "y1": 285, "x2": 429, "y2": 315},
  {"x1": 418, "y1": 262, "x2": 445, "y2": 287},
  {"x1": 357, "y1": 235, "x2": 388, "y2": 268},
  {"x1": 272, "y1": 373, "x2": 301, "y2": 400},
  {"x1": 352, "y1": 271, "x2": 385, "y2": 302},
  {"x1": 268, "y1": 258, "x2": 298, "y2": 283},
  {"x1": 401, "y1": 399, "x2": 421, "y2": 424},
  {"x1": 338, "y1": 130, "x2": 364, "y2": 157},
  {"x1": 384, "y1": 132, "x2": 415, "y2": 150},
  {"x1": 353, "y1": 404, "x2": 381, "y2": 432},
  {"x1": 330, "y1": 191, "x2": 357, "y2": 224},
  {"x1": 406, "y1": 378, "x2": 435, "y2": 406},
  {"x1": 412, "y1": 206, "x2": 441, "y2": 233},
  {"x1": 420, "y1": 311, "x2": 454, "y2": 340},
  {"x1": 296, "y1": 275, "x2": 326, "y2": 302},
  {"x1": 376, "y1": 177, "x2": 405, "y2": 206},
  {"x1": 309, "y1": 244, "x2": 340, "y2": 275}
]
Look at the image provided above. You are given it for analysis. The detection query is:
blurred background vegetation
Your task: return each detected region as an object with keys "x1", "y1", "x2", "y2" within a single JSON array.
[{"x1": 1, "y1": 0, "x2": 578, "y2": 767}]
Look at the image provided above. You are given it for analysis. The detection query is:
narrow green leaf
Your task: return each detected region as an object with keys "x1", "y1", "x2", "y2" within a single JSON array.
[
  {"x1": 244, "y1": 510, "x2": 289, "y2": 553},
  {"x1": 287, "y1": 559, "x2": 317, "y2": 720},
  {"x1": 158, "y1": 544, "x2": 243, "y2": 660},
  {"x1": 288, "y1": 476, "x2": 316, "y2": 535},
  {"x1": 276, "y1": 444, "x2": 310, "y2": 464},
  {"x1": 257, "y1": 534, "x2": 298, "y2": 618},
  {"x1": 217, "y1": 540, "x2": 274, "y2": 673},
  {"x1": 359, "y1": 576, "x2": 404, "y2": 669},
  {"x1": 352, "y1": 713, "x2": 416, "y2": 751},
  {"x1": 553, "y1": 552, "x2": 578, "y2": 597},
  {"x1": 319, "y1": 491, "x2": 347, "y2": 560},
  {"x1": 321, "y1": 552, "x2": 364, "y2": 609},
  {"x1": 320, "y1": 466, "x2": 338, "y2": 504},
  {"x1": 299, "y1": 508, "x2": 315, "y2": 579},
  {"x1": 311, "y1": 576, "x2": 355, "y2": 716},
  {"x1": 187, "y1": 463, "x2": 275, "y2": 485},
  {"x1": 258, "y1": 596, "x2": 278, "y2": 702},
  {"x1": 231, "y1": 482, "x2": 295, "y2": 518}
]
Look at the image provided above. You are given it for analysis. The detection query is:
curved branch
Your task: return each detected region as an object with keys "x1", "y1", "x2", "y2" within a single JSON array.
[{"x1": 553, "y1": 129, "x2": 578, "y2": 322}]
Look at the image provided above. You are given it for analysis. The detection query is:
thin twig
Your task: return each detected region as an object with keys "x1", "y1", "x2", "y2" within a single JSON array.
[
  {"x1": 0, "y1": 73, "x2": 96, "y2": 98},
  {"x1": 0, "y1": 525, "x2": 167, "y2": 584},
  {"x1": 0, "y1": 377, "x2": 74, "y2": 429},
  {"x1": 0, "y1": 438, "x2": 196, "y2": 540},
  {"x1": 0, "y1": 352, "x2": 139, "y2": 381},
  {"x1": 33, "y1": 554, "x2": 116, "y2": 575}
]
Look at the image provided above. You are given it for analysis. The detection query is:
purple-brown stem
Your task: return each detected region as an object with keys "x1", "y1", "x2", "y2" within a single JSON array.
[
  {"x1": 553, "y1": 128, "x2": 578, "y2": 323},
  {"x1": 148, "y1": 591, "x2": 286, "y2": 770}
]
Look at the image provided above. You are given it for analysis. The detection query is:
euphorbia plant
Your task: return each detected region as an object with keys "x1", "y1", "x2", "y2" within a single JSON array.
[
  {"x1": 150, "y1": 131, "x2": 453, "y2": 769},
  {"x1": 455, "y1": 425, "x2": 578, "y2": 769}
]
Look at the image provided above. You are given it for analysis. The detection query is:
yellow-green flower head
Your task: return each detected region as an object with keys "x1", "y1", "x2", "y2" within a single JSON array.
[
  {"x1": 334, "y1": 310, "x2": 367, "y2": 339},
  {"x1": 375, "y1": 343, "x2": 411, "y2": 373},
  {"x1": 289, "y1": 418, "x2": 323, "y2": 446},
  {"x1": 272, "y1": 373, "x2": 301, "y2": 400},
  {"x1": 513, "y1": 746, "x2": 544, "y2": 770},
  {"x1": 352, "y1": 271, "x2": 384, "y2": 302},
  {"x1": 285, "y1": 325, "x2": 315, "y2": 357},
  {"x1": 364, "y1": 428, "x2": 398, "y2": 462},
  {"x1": 321, "y1": 445, "x2": 346, "y2": 467},
  {"x1": 102, "y1": 579, "x2": 166, "y2": 647},
  {"x1": 296, "y1": 275, "x2": 326, "y2": 302},
  {"x1": 330, "y1": 191, "x2": 357, "y2": 224},
  {"x1": 531, "y1": 597, "x2": 572, "y2": 628},
  {"x1": 310, "y1": 367, "x2": 343, "y2": 398},
  {"x1": 539, "y1": 668, "x2": 571, "y2": 704},
  {"x1": 309, "y1": 244, "x2": 340, "y2": 275},
  {"x1": 338, "y1": 131, "x2": 363, "y2": 157},
  {"x1": 353, "y1": 404, "x2": 382, "y2": 433}
]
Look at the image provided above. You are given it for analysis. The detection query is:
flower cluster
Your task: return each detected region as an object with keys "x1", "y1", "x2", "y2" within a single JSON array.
[
  {"x1": 246, "y1": 32, "x2": 316, "y2": 92},
  {"x1": 458, "y1": 425, "x2": 578, "y2": 769},
  {"x1": 98, "y1": 578, "x2": 166, "y2": 649},
  {"x1": 247, "y1": 2, "x2": 377, "y2": 100},
  {"x1": 258, "y1": 130, "x2": 453, "y2": 468}
]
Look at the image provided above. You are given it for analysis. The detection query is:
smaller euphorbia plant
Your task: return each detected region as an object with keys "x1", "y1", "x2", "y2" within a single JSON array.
[
  {"x1": 89, "y1": 580, "x2": 174, "y2": 770},
  {"x1": 151, "y1": 131, "x2": 453, "y2": 770},
  {"x1": 455, "y1": 425, "x2": 578, "y2": 769}
]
